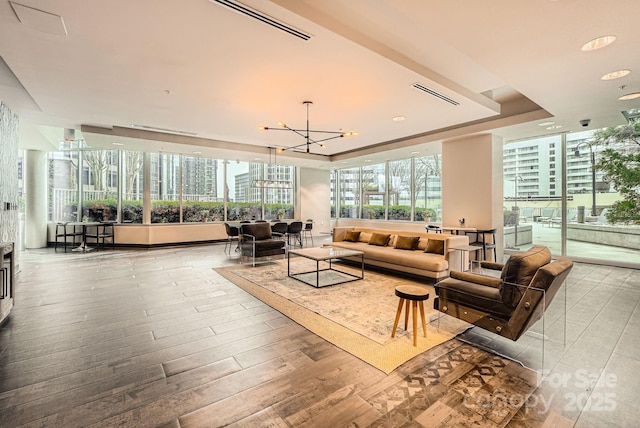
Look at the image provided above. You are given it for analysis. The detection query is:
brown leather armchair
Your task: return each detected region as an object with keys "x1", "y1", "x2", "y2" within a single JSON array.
[
  {"x1": 240, "y1": 222, "x2": 286, "y2": 266},
  {"x1": 434, "y1": 245, "x2": 573, "y2": 341}
]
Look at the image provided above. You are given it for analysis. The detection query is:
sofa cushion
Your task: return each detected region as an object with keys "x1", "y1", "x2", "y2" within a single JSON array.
[
  {"x1": 424, "y1": 239, "x2": 445, "y2": 255},
  {"x1": 358, "y1": 232, "x2": 372, "y2": 243},
  {"x1": 500, "y1": 245, "x2": 552, "y2": 307},
  {"x1": 344, "y1": 230, "x2": 361, "y2": 242},
  {"x1": 369, "y1": 233, "x2": 390, "y2": 246},
  {"x1": 394, "y1": 235, "x2": 420, "y2": 250}
]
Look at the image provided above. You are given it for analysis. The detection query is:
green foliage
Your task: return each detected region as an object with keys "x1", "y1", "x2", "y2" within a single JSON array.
[
  {"x1": 504, "y1": 210, "x2": 518, "y2": 226},
  {"x1": 592, "y1": 122, "x2": 640, "y2": 223},
  {"x1": 420, "y1": 208, "x2": 438, "y2": 221},
  {"x1": 388, "y1": 205, "x2": 411, "y2": 220},
  {"x1": 361, "y1": 205, "x2": 385, "y2": 219}
]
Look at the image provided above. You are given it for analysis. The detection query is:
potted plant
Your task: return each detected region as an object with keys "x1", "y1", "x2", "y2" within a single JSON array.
[
  {"x1": 276, "y1": 208, "x2": 285, "y2": 220},
  {"x1": 423, "y1": 208, "x2": 437, "y2": 223}
]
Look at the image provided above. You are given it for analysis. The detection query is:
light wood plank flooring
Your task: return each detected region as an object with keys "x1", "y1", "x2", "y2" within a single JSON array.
[{"x1": 0, "y1": 241, "x2": 639, "y2": 427}]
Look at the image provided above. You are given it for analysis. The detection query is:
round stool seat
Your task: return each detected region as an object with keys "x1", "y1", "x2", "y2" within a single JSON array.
[{"x1": 395, "y1": 285, "x2": 429, "y2": 301}]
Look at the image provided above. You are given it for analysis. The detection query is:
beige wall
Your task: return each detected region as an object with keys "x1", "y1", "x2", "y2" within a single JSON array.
[{"x1": 442, "y1": 133, "x2": 503, "y2": 259}]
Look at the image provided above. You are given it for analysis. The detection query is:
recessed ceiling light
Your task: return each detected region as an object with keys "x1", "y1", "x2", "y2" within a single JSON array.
[
  {"x1": 254, "y1": 157, "x2": 261, "y2": 161},
  {"x1": 538, "y1": 121, "x2": 555, "y2": 127},
  {"x1": 619, "y1": 92, "x2": 640, "y2": 100},
  {"x1": 546, "y1": 125, "x2": 563, "y2": 130},
  {"x1": 364, "y1": 159, "x2": 372, "y2": 162},
  {"x1": 112, "y1": 142, "x2": 124, "y2": 146},
  {"x1": 410, "y1": 151, "x2": 420, "y2": 155},
  {"x1": 392, "y1": 116, "x2": 405, "y2": 122},
  {"x1": 581, "y1": 35, "x2": 616, "y2": 51},
  {"x1": 192, "y1": 151, "x2": 202, "y2": 155},
  {"x1": 601, "y1": 69, "x2": 631, "y2": 80}
]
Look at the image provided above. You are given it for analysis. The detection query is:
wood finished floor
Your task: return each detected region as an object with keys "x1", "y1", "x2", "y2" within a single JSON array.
[{"x1": 0, "y1": 241, "x2": 639, "y2": 427}]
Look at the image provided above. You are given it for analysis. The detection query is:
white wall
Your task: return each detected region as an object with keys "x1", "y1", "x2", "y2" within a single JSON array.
[
  {"x1": 298, "y1": 167, "x2": 331, "y2": 235},
  {"x1": 25, "y1": 150, "x2": 48, "y2": 248}
]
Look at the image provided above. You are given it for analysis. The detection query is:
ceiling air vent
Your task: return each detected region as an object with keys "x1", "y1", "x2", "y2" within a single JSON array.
[
  {"x1": 411, "y1": 83, "x2": 460, "y2": 106},
  {"x1": 211, "y1": 0, "x2": 311, "y2": 41}
]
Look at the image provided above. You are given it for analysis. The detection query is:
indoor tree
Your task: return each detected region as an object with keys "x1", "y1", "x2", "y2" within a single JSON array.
[{"x1": 591, "y1": 120, "x2": 640, "y2": 224}]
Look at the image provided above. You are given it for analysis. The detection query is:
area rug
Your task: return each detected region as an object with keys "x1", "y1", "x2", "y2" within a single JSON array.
[{"x1": 215, "y1": 259, "x2": 470, "y2": 374}]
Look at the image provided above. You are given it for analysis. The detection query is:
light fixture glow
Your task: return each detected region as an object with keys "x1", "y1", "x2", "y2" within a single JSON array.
[
  {"x1": 601, "y1": 69, "x2": 631, "y2": 80},
  {"x1": 112, "y1": 142, "x2": 124, "y2": 146},
  {"x1": 538, "y1": 121, "x2": 555, "y2": 127},
  {"x1": 581, "y1": 35, "x2": 616, "y2": 51},
  {"x1": 392, "y1": 116, "x2": 405, "y2": 122},
  {"x1": 546, "y1": 125, "x2": 563, "y2": 130},
  {"x1": 258, "y1": 101, "x2": 357, "y2": 153},
  {"x1": 619, "y1": 92, "x2": 640, "y2": 100},
  {"x1": 251, "y1": 147, "x2": 292, "y2": 189}
]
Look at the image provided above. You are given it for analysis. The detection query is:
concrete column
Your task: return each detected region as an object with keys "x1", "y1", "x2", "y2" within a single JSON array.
[
  {"x1": 25, "y1": 150, "x2": 48, "y2": 248},
  {"x1": 442, "y1": 133, "x2": 504, "y2": 260}
]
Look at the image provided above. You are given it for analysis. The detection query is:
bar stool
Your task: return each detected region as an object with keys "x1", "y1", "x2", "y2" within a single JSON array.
[
  {"x1": 466, "y1": 228, "x2": 497, "y2": 262},
  {"x1": 391, "y1": 285, "x2": 429, "y2": 346},
  {"x1": 302, "y1": 219, "x2": 314, "y2": 246},
  {"x1": 54, "y1": 222, "x2": 84, "y2": 253},
  {"x1": 85, "y1": 222, "x2": 115, "y2": 250}
]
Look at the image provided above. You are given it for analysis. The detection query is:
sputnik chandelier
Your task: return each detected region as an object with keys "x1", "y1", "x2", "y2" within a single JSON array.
[{"x1": 258, "y1": 101, "x2": 358, "y2": 153}]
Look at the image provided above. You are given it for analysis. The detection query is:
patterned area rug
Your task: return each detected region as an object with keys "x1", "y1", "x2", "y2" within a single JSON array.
[{"x1": 215, "y1": 258, "x2": 470, "y2": 374}]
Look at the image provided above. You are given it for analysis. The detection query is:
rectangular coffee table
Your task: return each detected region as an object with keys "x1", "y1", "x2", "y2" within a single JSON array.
[{"x1": 287, "y1": 247, "x2": 364, "y2": 288}]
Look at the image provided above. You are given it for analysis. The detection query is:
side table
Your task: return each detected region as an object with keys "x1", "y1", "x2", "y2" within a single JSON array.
[{"x1": 449, "y1": 244, "x2": 484, "y2": 272}]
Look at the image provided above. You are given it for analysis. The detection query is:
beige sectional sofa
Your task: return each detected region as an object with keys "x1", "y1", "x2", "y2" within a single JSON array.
[{"x1": 327, "y1": 226, "x2": 469, "y2": 281}]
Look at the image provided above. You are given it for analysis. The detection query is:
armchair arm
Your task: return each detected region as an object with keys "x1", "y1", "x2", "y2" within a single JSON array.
[
  {"x1": 450, "y1": 270, "x2": 502, "y2": 288},
  {"x1": 481, "y1": 261, "x2": 504, "y2": 271},
  {"x1": 240, "y1": 233, "x2": 257, "y2": 243}
]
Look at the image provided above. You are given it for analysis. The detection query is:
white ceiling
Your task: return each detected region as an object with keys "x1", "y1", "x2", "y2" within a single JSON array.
[{"x1": 1, "y1": 0, "x2": 639, "y2": 168}]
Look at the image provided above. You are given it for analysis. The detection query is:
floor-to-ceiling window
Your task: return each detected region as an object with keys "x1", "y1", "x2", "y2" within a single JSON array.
[
  {"x1": 150, "y1": 153, "x2": 180, "y2": 223},
  {"x1": 330, "y1": 153, "x2": 442, "y2": 223},
  {"x1": 262, "y1": 163, "x2": 294, "y2": 220},
  {"x1": 361, "y1": 162, "x2": 386, "y2": 219},
  {"x1": 388, "y1": 159, "x2": 411, "y2": 221},
  {"x1": 503, "y1": 129, "x2": 640, "y2": 264},
  {"x1": 82, "y1": 149, "x2": 118, "y2": 222},
  {"x1": 181, "y1": 155, "x2": 223, "y2": 222},
  {"x1": 338, "y1": 167, "x2": 360, "y2": 218},
  {"x1": 48, "y1": 149, "x2": 297, "y2": 225},
  {"x1": 414, "y1": 155, "x2": 442, "y2": 222},
  {"x1": 226, "y1": 161, "x2": 262, "y2": 221},
  {"x1": 121, "y1": 150, "x2": 143, "y2": 223},
  {"x1": 48, "y1": 150, "x2": 79, "y2": 222}
]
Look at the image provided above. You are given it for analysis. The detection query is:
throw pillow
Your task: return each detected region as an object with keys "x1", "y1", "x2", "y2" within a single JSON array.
[
  {"x1": 394, "y1": 235, "x2": 420, "y2": 250},
  {"x1": 368, "y1": 232, "x2": 390, "y2": 246},
  {"x1": 343, "y1": 230, "x2": 361, "y2": 242},
  {"x1": 424, "y1": 239, "x2": 444, "y2": 255}
]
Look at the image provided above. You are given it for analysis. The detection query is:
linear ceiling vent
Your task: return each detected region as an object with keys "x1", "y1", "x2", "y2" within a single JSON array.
[
  {"x1": 130, "y1": 124, "x2": 198, "y2": 136},
  {"x1": 211, "y1": 0, "x2": 312, "y2": 41},
  {"x1": 411, "y1": 83, "x2": 460, "y2": 106}
]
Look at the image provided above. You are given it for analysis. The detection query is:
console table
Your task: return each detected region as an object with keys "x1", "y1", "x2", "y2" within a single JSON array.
[{"x1": 0, "y1": 242, "x2": 15, "y2": 326}]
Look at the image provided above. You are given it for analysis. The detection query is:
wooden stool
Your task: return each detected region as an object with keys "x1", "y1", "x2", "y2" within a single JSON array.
[{"x1": 392, "y1": 285, "x2": 429, "y2": 346}]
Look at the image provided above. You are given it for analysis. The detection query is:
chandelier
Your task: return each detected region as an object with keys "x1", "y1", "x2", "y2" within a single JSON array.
[
  {"x1": 252, "y1": 146, "x2": 292, "y2": 188},
  {"x1": 258, "y1": 101, "x2": 358, "y2": 153}
]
